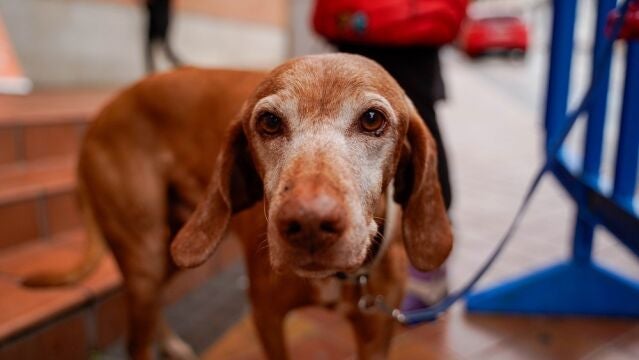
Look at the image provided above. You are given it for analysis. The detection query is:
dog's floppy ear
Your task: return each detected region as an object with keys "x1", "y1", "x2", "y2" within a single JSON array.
[
  {"x1": 394, "y1": 106, "x2": 452, "y2": 271},
  {"x1": 171, "y1": 119, "x2": 262, "y2": 268}
]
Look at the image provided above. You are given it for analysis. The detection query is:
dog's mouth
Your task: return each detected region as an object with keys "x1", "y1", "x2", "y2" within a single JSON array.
[
  {"x1": 288, "y1": 248, "x2": 362, "y2": 279},
  {"x1": 294, "y1": 262, "x2": 341, "y2": 279},
  {"x1": 268, "y1": 196, "x2": 386, "y2": 279},
  {"x1": 290, "y1": 227, "x2": 385, "y2": 280},
  {"x1": 334, "y1": 227, "x2": 384, "y2": 277},
  {"x1": 299, "y1": 261, "x2": 329, "y2": 272}
]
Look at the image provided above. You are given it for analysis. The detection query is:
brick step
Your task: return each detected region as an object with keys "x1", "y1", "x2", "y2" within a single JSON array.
[
  {"x1": 0, "y1": 228, "x2": 241, "y2": 358},
  {"x1": 0, "y1": 230, "x2": 122, "y2": 347},
  {"x1": 0, "y1": 89, "x2": 244, "y2": 358},
  {"x1": 0, "y1": 90, "x2": 113, "y2": 167},
  {"x1": 0, "y1": 159, "x2": 79, "y2": 249}
]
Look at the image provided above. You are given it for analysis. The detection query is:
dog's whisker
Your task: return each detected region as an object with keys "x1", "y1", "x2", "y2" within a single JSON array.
[
  {"x1": 257, "y1": 232, "x2": 268, "y2": 243},
  {"x1": 257, "y1": 240, "x2": 270, "y2": 255},
  {"x1": 262, "y1": 201, "x2": 270, "y2": 224}
]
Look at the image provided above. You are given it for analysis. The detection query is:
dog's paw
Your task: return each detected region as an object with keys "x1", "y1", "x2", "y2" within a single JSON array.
[{"x1": 160, "y1": 333, "x2": 198, "y2": 360}]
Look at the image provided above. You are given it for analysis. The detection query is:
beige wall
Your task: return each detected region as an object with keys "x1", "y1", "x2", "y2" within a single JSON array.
[
  {"x1": 0, "y1": 0, "x2": 287, "y2": 88},
  {"x1": 97, "y1": 0, "x2": 287, "y2": 27},
  {"x1": 176, "y1": 0, "x2": 287, "y2": 27},
  {"x1": 288, "y1": 0, "x2": 332, "y2": 56}
]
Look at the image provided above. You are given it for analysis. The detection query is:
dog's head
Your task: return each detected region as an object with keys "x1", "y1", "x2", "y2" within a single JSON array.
[{"x1": 171, "y1": 54, "x2": 452, "y2": 277}]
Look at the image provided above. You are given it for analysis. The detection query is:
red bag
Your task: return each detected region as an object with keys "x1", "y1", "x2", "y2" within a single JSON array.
[{"x1": 313, "y1": 0, "x2": 468, "y2": 46}]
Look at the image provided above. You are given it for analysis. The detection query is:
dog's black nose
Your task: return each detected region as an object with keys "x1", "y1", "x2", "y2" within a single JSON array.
[{"x1": 276, "y1": 188, "x2": 346, "y2": 254}]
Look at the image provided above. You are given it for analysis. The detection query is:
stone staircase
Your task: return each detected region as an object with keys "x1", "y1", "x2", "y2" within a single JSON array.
[{"x1": 0, "y1": 91, "x2": 241, "y2": 358}]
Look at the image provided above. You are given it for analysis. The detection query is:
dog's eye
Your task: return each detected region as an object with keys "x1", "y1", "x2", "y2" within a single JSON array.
[
  {"x1": 359, "y1": 109, "x2": 386, "y2": 134},
  {"x1": 257, "y1": 112, "x2": 283, "y2": 135}
]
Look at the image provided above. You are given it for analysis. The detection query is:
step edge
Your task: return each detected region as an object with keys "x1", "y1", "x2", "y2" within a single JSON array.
[
  {"x1": 0, "y1": 230, "x2": 122, "y2": 342},
  {"x1": 0, "y1": 113, "x2": 94, "y2": 128},
  {"x1": 0, "y1": 179, "x2": 76, "y2": 206}
]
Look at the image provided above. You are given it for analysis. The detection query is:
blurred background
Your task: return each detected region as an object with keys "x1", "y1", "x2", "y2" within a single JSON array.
[{"x1": 0, "y1": 0, "x2": 637, "y2": 359}]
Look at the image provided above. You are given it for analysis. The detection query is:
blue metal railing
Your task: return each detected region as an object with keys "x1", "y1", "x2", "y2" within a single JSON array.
[{"x1": 466, "y1": 0, "x2": 639, "y2": 317}]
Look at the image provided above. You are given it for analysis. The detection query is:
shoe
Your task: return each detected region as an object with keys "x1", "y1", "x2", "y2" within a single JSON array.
[{"x1": 401, "y1": 264, "x2": 449, "y2": 311}]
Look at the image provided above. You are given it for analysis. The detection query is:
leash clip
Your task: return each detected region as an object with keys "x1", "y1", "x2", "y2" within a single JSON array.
[
  {"x1": 355, "y1": 274, "x2": 407, "y2": 324},
  {"x1": 355, "y1": 274, "x2": 376, "y2": 314}
]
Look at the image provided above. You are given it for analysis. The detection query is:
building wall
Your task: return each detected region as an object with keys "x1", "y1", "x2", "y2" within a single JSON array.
[
  {"x1": 0, "y1": 0, "x2": 287, "y2": 88},
  {"x1": 288, "y1": 0, "x2": 333, "y2": 57}
]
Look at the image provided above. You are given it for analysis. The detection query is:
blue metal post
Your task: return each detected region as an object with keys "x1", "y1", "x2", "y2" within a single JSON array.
[
  {"x1": 544, "y1": 0, "x2": 577, "y2": 149},
  {"x1": 573, "y1": 0, "x2": 617, "y2": 265},
  {"x1": 612, "y1": 41, "x2": 639, "y2": 214},
  {"x1": 583, "y1": 0, "x2": 616, "y2": 183},
  {"x1": 466, "y1": 0, "x2": 639, "y2": 318}
]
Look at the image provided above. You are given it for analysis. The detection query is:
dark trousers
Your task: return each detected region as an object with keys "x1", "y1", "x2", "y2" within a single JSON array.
[
  {"x1": 410, "y1": 101, "x2": 452, "y2": 210},
  {"x1": 145, "y1": 0, "x2": 181, "y2": 72},
  {"x1": 336, "y1": 44, "x2": 452, "y2": 209}
]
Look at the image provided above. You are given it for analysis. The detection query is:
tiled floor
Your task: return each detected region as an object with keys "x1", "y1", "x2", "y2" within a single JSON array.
[{"x1": 202, "y1": 305, "x2": 639, "y2": 360}]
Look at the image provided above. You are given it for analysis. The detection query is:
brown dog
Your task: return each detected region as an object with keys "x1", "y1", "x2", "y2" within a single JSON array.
[{"x1": 25, "y1": 54, "x2": 452, "y2": 359}]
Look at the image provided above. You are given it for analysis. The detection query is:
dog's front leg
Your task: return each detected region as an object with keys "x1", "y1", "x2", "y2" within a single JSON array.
[
  {"x1": 246, "y1": 265, "x2": 314, "y2": 360},
  {"x1": 348, "y1": 312, "x2": 396, "y2": 360},
  {"x1": 252, "y1": 304, "x2": 289, "y2": 360},
  {"x1": 245, "y1": 260, "x2": 292, "y2": 360}
]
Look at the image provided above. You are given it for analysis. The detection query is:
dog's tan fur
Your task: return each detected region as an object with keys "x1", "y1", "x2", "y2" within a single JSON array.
[{"x1": 24, "y1": 54, "x2": 452, "y2": 360}]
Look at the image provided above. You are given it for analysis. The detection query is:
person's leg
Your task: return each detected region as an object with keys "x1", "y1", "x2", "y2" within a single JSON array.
[
  {"x1": 159, "y1": 0, "x2": 183, "y2": 68},
  {"x1": 163, "y1": 42, "x2": 183, "y2": 68},
  {"x1": 395, "y1": 84, "x2": 452, "y2": 310},
  {"x1": 145, "y1": 39, "x2": 156, "y2": 73},
  {"x1": 410, "y1": 100, "x2": 452, "y2": 210},
  {"x1": 398, "y1": 99, "x2": 452, "y2": 309},
  {"x1": 146, "y1": 0, "x2": 183, "y2": 72}
]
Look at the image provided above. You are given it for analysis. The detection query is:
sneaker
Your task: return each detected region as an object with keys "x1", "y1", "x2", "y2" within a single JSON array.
[{"x1": 401, "y1": 264, "x2": 449, "y2": 311}]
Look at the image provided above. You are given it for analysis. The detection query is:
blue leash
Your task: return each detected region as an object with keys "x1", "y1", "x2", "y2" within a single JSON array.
[{"x1": 360, "y1": 0, "x2": 633, "y2": 326}]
